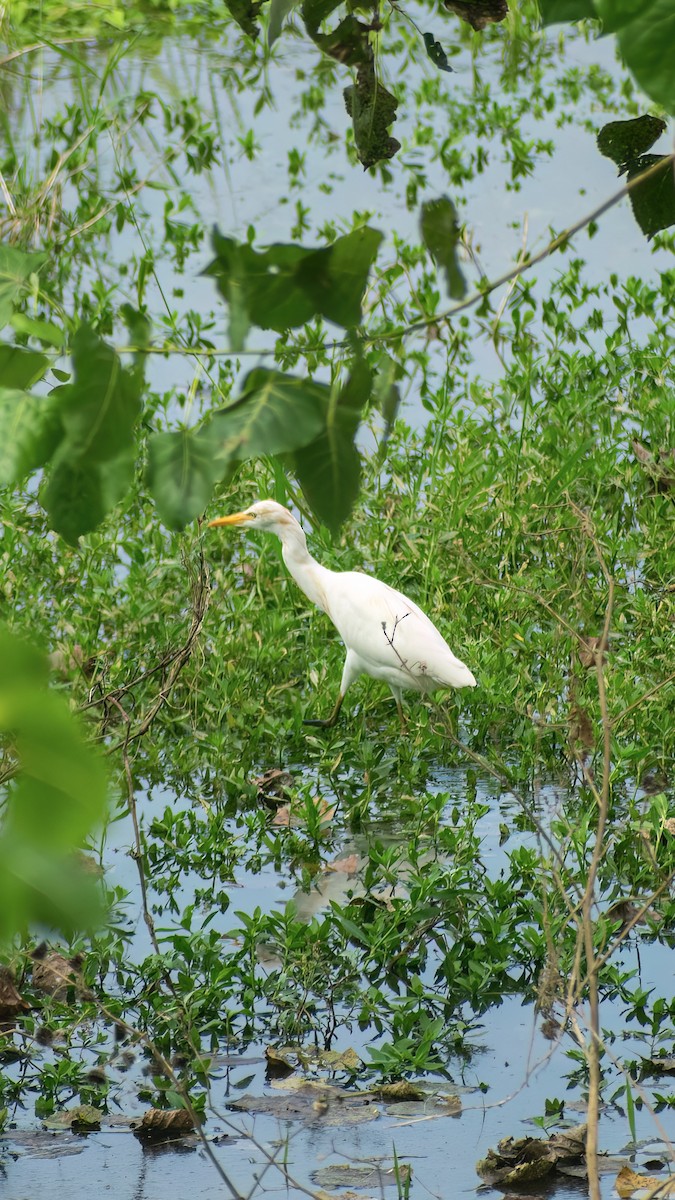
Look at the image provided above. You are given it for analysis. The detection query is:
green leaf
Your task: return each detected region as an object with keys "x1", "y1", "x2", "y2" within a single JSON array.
[
  {"x1": 268, "y1": 0, "x2": 300, "y2": 44},
  {"x1": 0, "y1": 245, "x2": 46, "y2": 331},
  {"x1": 423, "y1": 31, "x2": 453, "y2": 72},
  {"x1": 0, "y1": 624, "x2": 108, "y2": 939},
  {"x1": 344, "y1": 63, "x2": 400, "y2": 170},
  {"x1": 292, "y1": 363, "x2": 370, "y2": 533},
  {"x1": 58, "y1": 326, "x2": 142, "y2": 462},
  {"x1": 0, "y1": 388, "x2": 63, "y2": 486},
  {"x1": 42, "y1": 446, "x2": 135, "y2": 544},
  {"x1": 223, "y1": 0, "x2": 262, "y2": 37},
  {"x1": 209, "y1": 369, "x2": 329, "y2": 466},
  {"x1": 595, "y1": 0, "x2": 675, "y2": 113},
  {"x1": 146, "y1": 429, "x2": 222, "y2": 530},
  {"x1": 0, "y1": 344, "x2": 50, "y2": 389},
  {"x1": 10, "y1": 312, "x2": 65, "y2": 348},
  {"x1": 538, "y1": 0, "x2": 597, "y2": 21},
  {"x1": 205, "y1": 228, "x2": 383, "y2": 346},
  {"x1": 297, "y1": 227, "x2": 384, "y2": 327},
  {"x1": 597, "y1": 115, "x2": 667, "y2": 166},
  {"x1": 373, "y1": 354, "x2": 403, "y2": 446},
  {"x1": 626, "y1": 155, "x2": 675, "y2": 239},
  {"x1": 420, "y1": 197, "x2": 467, "y2": 299}
]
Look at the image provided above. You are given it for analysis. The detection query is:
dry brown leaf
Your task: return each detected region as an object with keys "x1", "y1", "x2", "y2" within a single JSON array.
[
  {"x1": 663, "y1": 818, "x2": 675, "y2": 837},
  {"x1": 135, "y1": 1107, "x2": 195, "y2": 1140},
  {"x1": 444, "y1": 0, "x2": 507, "y2": 29},
  {"x1": 31, "y1": 947, "x2": 93, "y2": 1001},
  {"x1": 327, "y1": 854, "x2": 360, "y2": 875},
  {"x1": 578, "y1": 635, "x2": 607, "y2": 668},
  {"x1": 616, "y1": 1165, "x2": 675, "y2": 1198},
  {"x1": 252, "y1": 767, "x2": 293, "y2": 807},
  {"x1": 0, "y1": 966, "x2": 31, "y2": 1021}
]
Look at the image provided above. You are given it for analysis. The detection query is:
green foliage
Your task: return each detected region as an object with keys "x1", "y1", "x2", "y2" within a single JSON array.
[
  {"x1": 205, "y1": 226, "x2": 383, "y2": 349},
  {"x1": 0, "y1": 627, "x2": 108, "y2": 939},
  {"x1": 419, "y1": 197, "x2": 466, "y2": 299}
]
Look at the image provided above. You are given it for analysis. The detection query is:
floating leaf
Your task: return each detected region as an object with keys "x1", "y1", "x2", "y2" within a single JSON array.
[
  {"x1": 616, "y1": 1164, "x2": 675, "y2": 1198},
  {"x1": 134, "y1": 1108, "x2": 195, "y2": 1141},
  {"x1": 423, "y1": 31, "x2": 453, "y2": 72},
  {"x1": 43, "y1": 1106, "x2": 102, "y2": 1131},
  {"x1": 420, "y1": 197, "x2": 467, "y2": 298},
  {"x1": 344, "y1": 63, "x2": 400, "y2": 170},
  {"x1": 312, "y1": 1163, "x2": 411, "y2": 1189}
]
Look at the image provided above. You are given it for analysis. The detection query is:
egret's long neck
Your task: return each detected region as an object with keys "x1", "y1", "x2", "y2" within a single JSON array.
[{"x1": 278, "y1": 521, "x2": 332, "y2": 614}]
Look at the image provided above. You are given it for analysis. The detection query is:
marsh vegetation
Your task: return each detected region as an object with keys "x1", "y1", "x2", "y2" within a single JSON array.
[{"x1": 0, "y1": 0, "x2": 674, "y2": 1196}]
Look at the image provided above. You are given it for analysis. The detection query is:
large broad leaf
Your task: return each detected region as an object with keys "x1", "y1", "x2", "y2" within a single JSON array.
[
  {"x1": 0, "y1": 245, "x2": 47, "y2": 331},
  {"x1": 595, "y1": 0, "x2": 675, "y2": 113},
  {"x1": 58, "y1": 326, "x2": 142, "y2": 462},
  {"x1": 205, "y1": 227, "x2": 382, "y2": 347},
  {"x1": 268, "y1": 0, "x2": 301, "y2": 44},
  {"x1": 292, "y1": 361, "x2": 372, "y2": 533},
  {"x1": 0, "y1": 625, "x2": 108, "y2": 939},
  {"x1": 208, "y1": 369, "x2": 329, "y2": 466},
  {"x1": 626, "y1": 155, "x2": 675, "y2": 239},
  {"x1": 597, "y1": 114, "x2": 667, "y2": 166},
  {"x1": 0, "y1": 344, "x2": 50, "y2": 389},
  {"x1": 223, "y1": 0, "x2": 262, "y2": 36},
  {"x1": 297, "y1": 227, "x2": 384, "y2": 327},
  {"x1": 146, "y1": 429, "x2": 223, "y2": 531},
  {"x1": 420, "y1": 197, "x2": 467, "y2": 299},
  {"x1": 539, "y1": 0, "x2": 597, "y2": 21},
  {"x1": 42, "y1": 446, "x2": 135, "y2": 545},
  {"x1": 0, "y1": 388, "x2": 63, "y2": 486}
]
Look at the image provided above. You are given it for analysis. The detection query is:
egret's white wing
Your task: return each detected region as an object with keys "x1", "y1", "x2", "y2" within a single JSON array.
[{"x1": 325, "y1": 571, "x2": 475, "y2": 689}]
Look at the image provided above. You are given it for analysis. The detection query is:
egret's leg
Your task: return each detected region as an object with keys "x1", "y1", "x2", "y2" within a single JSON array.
[
  {"x1": 390, "y1": 686, "x2": 406, "y2": 731},
  {"x1": 303, "y1": 650, "x2": 359, "y2": 729},
  {"x1": 303, "y1": 692, "x2": 344, "y2": 728}
]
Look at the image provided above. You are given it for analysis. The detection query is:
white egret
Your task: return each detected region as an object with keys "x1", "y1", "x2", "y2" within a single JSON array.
[{"x1": 208, "y1": 500, "x2": 476, "y2": 727}]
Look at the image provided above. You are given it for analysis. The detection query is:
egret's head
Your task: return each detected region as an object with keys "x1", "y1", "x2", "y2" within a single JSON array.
[{"x1": 208, "y1": 500, "x2": 297, "y2": 536}]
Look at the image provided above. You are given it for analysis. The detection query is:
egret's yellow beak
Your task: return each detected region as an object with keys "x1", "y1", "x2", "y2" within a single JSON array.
[{"x1": 208, "y1": 512, "x2": 253, "y2": 528}]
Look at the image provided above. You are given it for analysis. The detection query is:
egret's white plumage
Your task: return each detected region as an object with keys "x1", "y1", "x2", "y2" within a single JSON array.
[{"x1": 208, "y1": 500, "x2": 476, "y2": 726}]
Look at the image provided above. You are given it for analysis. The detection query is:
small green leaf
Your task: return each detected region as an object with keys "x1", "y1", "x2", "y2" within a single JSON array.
[
  {"x1": 423, "y1": 31, "x2": 453, "y2": 72},
  {"x1": 292, "y1": 363, "x2": 370, "y2": 533},
  {"x1": 146, "y1": 428, "x2": 221, "y2": 530},
  {"x1": 0, "y1": 245, "x2": 47, "y2": 330},
  {"x1": 0, "y1": 388, "x2": 63, "y2": 486},
  {"x1": 420, "y1": 197, "x2": 467, "y2": 299},
  {"x1": 10, "y1": 312, "x2": 65, "y2": 348},
  {"x1": 0, "y1": 344, "x2": 50, "y2": 389}
]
